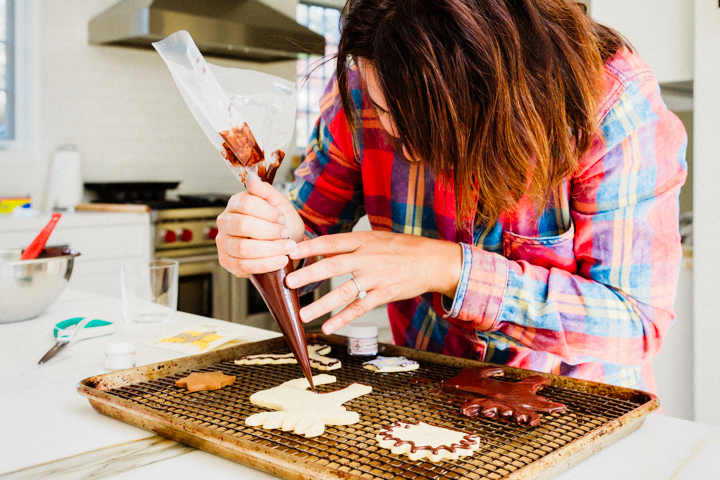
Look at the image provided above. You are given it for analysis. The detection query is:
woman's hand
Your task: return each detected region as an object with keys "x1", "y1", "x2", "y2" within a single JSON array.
[
  {"x1": 286, "y1": 231, "x2": 463, "y2": 334},
  {"x1": 216, "y1": 173, "x2": 305, "y2": 277}
]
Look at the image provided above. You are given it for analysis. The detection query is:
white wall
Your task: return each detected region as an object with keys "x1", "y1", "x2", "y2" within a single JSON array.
[
  {"x1": 0, "y1": 0, "x2": 299, "y2": 207},
  {"x1": 693, "y1": 0, "x2": 720, "y2": 427},
  {"x1": 591, "y1": 0, "x2": 694, "y2": 83}
]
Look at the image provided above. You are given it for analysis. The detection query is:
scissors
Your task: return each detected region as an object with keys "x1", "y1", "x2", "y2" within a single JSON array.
[{"x1": 38, "y1": 317, "x2": 115, "y2": 364}]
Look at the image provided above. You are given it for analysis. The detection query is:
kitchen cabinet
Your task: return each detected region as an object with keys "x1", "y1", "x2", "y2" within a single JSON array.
[
  {"x1": 651, "y1": 253, "x2": 694, "y2": 421},
  {"x1": 590, "y1": 0, "x2": 693, "y2": 83},
  {"x1": 0, "y1": 211, "x2": 151, "y2": 299}
]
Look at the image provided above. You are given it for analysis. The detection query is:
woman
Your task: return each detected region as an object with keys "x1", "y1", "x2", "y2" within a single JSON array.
[{"x1": 216, "y1": 0, "x2": 687, "y2": 393}]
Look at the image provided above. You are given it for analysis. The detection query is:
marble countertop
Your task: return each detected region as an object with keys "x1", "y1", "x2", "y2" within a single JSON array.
[{"x1": 1, "y1": 289, "x2": 718, "y2": 480}]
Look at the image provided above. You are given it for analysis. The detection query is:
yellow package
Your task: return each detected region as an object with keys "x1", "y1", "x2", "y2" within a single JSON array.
[{"x1": 0, "y1": 197, "x2": 31, "y2": 214}]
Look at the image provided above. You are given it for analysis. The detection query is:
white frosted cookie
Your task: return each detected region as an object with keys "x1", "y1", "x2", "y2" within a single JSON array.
[
  {"x1": 245, "y1": 374, "x2": 372, "y2": 438},
  {"x1": 376, "y1": 421, "x2": 480, "y2": 462},
  {"x1": 234, "y1": 344, "x2": 341, "y2": 370},
  {"x1": 362, "y1": 356, "x2": 419, "y2": 373}
]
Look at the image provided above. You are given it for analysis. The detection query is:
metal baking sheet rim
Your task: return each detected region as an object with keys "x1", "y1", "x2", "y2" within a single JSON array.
[{"x1": 77, "y1": 334, "x2": 660, "y2": 480}]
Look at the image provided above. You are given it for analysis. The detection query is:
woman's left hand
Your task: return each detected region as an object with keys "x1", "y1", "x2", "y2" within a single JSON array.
[{"x1": 286, "y1": 231, "x2": 462, "y2": 334}]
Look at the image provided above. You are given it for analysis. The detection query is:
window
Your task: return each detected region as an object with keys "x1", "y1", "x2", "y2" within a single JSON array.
[
  {"x1": 0, "y1": 0, "x2": 14, "y2": 140},
  {"x1": 295, "y1": 2, "x2": 341, "y2": 153}
]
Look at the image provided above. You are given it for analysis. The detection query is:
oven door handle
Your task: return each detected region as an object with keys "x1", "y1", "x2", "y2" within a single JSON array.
[{"x1": 169, "y1": 253, "x2": 219, "y2": 264}]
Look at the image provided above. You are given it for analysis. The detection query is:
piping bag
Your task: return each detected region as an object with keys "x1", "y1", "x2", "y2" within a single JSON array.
[{"x1": 153, "y1": 31, "x2": 314, "y2": 391}]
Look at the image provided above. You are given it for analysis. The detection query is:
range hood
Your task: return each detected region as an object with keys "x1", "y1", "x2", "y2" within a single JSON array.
[{"x1": 89, "y1": 0, "x2": 326, "y2": 62}]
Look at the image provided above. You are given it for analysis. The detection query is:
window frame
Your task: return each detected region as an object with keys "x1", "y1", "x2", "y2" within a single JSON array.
[
  {"x1": 0, "y1": 0, "x2": 32, "y2": 153},
  {"x1": 0, "y1": 0, "x2": 14, "y2": 141},
  {"x1": 295, "y1": 1, "x2": 342, "y2": 155}
]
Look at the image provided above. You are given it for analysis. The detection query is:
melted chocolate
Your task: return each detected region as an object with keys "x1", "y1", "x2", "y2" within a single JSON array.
[
  {"x1": 219, "y1": 123, "x2": 264, "y2": 167},
  {"x1": 220, "y1": 123, "x2": 283, "y2": 184},
  {"x1": 442, "y1": 366, "x2": 566, "y2": 427}
]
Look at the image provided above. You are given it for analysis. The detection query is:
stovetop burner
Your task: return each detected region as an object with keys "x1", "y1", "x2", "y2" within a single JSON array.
[{"x1": 84, "y1": 182, "x2": 230, "y2": 210}]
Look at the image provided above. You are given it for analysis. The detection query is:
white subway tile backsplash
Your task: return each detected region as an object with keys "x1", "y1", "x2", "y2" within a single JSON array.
[{"x1": 1, "y1": 0, "x2": 298, "y2": 202}]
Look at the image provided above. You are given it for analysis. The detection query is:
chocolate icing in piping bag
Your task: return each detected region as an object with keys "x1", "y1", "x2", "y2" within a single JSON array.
[{"x1": 153, "y1": 31, "x2": 313, "y2": 390}]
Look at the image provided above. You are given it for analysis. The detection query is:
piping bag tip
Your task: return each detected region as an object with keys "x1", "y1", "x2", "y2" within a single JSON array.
[{"x1": 250, "y1": 261, "x2": 315, "y2": 392}]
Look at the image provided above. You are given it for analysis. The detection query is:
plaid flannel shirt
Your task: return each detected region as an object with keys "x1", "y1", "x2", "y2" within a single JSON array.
[{"x1": 289, "y1": 48, "x2": 687, "y2": 393}]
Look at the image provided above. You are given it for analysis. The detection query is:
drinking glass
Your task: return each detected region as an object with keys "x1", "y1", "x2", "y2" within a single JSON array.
[{"x1": 121, "y1": 260, "x2": 178, "y2": 323}]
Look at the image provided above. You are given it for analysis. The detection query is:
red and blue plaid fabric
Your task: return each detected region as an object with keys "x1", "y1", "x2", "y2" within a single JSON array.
[{"x1": 289, "y1": 48, "x2": 687, "y2": 393}]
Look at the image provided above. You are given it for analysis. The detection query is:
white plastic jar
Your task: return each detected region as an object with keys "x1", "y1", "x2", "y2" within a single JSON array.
[
  {"x1": 104, "y1": 340, "x2": 136, "y2": 370},
  {"x1": 344, "y1": 323, "x2": 379, "y2": 356}
]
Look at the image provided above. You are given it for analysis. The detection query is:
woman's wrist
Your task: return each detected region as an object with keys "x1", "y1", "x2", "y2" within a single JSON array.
[{"x1": 431, "y1": 240, "x2": 463, "y2": 298}]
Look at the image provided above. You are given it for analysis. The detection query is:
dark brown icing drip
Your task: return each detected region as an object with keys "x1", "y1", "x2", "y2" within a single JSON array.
[
  {"x1": 250, "y1": 263, "x2": 314, "y2": 391},
  {"x1": 442, "y1": 366, "x2": 566, "y2": 427},
  {"x1": 378, "y1": 421, "x2": 479, "y2": 454}
]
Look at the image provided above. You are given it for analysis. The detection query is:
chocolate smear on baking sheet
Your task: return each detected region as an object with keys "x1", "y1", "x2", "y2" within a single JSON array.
[
  {"x1": 442, "y1": 366, "x2": 566, "y2": 427},
  {"x1": 219, "y1": 123, "x2": 313, "y2": 390}
]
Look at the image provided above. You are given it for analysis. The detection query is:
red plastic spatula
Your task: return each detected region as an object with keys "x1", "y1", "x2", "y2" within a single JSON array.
[{"x1": 21, "y1": 212, "x2": 62, "y2": 260}]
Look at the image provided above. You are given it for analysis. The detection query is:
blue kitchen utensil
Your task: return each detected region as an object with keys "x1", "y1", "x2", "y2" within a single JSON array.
[{"x1": 38, "y1": 317, "x2": 115, "y2": 364}]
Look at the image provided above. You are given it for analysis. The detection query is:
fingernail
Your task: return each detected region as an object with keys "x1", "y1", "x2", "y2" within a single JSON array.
[
  {"x1": 277, "y1": 215, "x2": 286, "y2": 225},
  {"x1": 322, "y1": 324, "x2": 334, "y2": 335},
  {"x1": 290, "y1": 248, "x2": 300, "y2": 258},
  {"x1": 281, "y1": 228, "x2": 290, "y2": 238},
  {"x1": 246, "y1": 172, "x2": 259, "y2": 182},
  {"x1": 276, "y1": 256, "x2": 288, "y2": 267},
  {"x1": 285, "y1": 240, "x2": 296, "y2": 253},
  {"x1": 300, "y1": 307, "x2": 313, "y2": 322},
  {"x1": 286, "y1": 274, "x2": 298, "y2": 288}
]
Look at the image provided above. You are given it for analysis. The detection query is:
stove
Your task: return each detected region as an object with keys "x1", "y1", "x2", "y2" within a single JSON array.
[{"x1": 84, "y1": 182, "x2": 328, "y2": 330}]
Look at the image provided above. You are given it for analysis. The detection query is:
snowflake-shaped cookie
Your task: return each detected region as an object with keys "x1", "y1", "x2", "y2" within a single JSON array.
[{"x1": 376, "y1": 421, "x2": 480, "y2": 462}]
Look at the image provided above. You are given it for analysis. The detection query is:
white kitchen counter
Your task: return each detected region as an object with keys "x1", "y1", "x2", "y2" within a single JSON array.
[{"x1": 1, "y1": 289, "x2": 718, "y2": 479}]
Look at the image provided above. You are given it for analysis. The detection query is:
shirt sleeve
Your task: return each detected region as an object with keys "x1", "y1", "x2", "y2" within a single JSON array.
[
  {"x1": 447, "y1": 76, "x2": 688, "y2": 367},
  {"x1": 288, "y1": 74, "x2": 367, "y2": 294}
]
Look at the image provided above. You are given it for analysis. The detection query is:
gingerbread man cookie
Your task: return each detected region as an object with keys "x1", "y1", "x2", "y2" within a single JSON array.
[
  {"x1": 376, "y1": 421, "x2": 480, "y2": 462},
  {"x1": 245, "y1": 374, "x2": 371, "y2": 437},
  {"x1": 175, "y1": 371, "x2": 236, "y2": 392},
  {"x1": 235, "y1": 344, "x2": 341, "y2": 370}
]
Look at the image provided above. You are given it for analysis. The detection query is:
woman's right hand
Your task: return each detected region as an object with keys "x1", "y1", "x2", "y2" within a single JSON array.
[{"x1": 216, "y1": 173, "x2": 305, "y2": 277}]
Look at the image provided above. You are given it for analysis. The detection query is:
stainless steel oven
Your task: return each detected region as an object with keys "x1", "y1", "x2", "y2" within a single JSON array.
[
  {"x1": 84, "y1": 183, "x2": 328, "y2": 330},
  {"x1": 153, "y1": 205, "x2": 328, "y2": 331},
  {"x1": 153, "y1": 207, "x2": 232, "y2": 321}
]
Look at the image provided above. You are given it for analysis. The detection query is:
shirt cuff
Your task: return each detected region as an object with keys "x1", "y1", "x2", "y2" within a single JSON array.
[{"x1": 443, "y1": 243, "x2": 473, "y2": 318}]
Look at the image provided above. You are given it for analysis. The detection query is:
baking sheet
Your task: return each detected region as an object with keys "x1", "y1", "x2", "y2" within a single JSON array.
[{"x1": 78, "y1": 334, "x2": 658, "y2": 480}]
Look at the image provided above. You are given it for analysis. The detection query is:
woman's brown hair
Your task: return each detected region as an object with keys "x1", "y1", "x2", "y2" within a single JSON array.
[{"x1": 336, "y1": 0, "x2": 630, "y2": 226}]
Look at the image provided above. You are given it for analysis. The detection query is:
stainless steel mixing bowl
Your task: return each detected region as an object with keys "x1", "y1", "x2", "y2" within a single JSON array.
[{"x1": 0, "y1": 247, "x2": 81, "y2": 324}]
